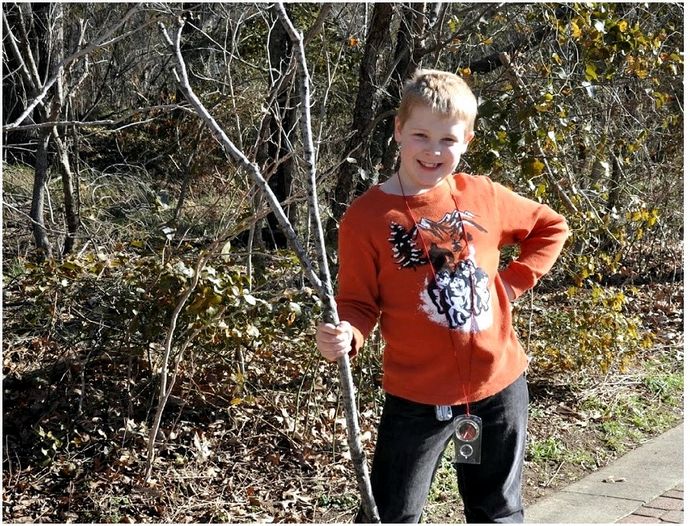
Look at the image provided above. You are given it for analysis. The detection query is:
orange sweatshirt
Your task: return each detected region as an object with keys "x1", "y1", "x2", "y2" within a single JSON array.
[{"x1": 336, "y1": 173, "x2": 569, "y2": 406}]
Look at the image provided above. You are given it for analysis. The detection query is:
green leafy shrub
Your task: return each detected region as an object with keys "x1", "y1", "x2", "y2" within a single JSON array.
[
  {"x1": 5, "y1": 246, "x2": 320, "y2": 400},
  {"x1": 516, "y1": 286, "x2": 654, "y2": 377}
]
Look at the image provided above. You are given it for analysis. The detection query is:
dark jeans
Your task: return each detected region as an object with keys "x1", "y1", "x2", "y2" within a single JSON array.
[{"x1": 356, "y1": 374, "x2": 529, "y2": 523}]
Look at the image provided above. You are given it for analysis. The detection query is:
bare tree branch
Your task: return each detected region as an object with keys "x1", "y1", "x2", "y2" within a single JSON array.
[
  {"x1": 499, "y1": 52, "x2": 579, "y2": 215},
  {"x1": 274, "y1": 3, "x2": 380, "y2": 522},
  {"x1": 2, "y1": 10, "x2": 38, "y2": 91},
  {"x1": 158, "y1": 19, "x2": 324, "y2": 295},
  {"x1": 4, "y1": 5, "x2": 145, "y2": 130},
  {"x1": 13, "y1": 4, "x2": 43, "y2": 88}
]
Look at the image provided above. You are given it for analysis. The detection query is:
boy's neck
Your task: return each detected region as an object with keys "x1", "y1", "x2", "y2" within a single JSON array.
[{"x1": 380, "y1": 173, "x2": 452, "y2": 196}]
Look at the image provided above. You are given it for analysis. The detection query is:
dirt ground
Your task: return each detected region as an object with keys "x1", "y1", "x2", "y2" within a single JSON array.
[{"x1": 3, "y1": 284, "x2": 683, "y2": 523}]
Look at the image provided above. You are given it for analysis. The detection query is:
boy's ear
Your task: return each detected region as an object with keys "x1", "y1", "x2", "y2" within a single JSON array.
[
  {"x1": 394, "y1": 116, "x2": 402, "y2": 143},
  {"x1": 465, "y1": 130, "x2": 475, "y2": 144}
]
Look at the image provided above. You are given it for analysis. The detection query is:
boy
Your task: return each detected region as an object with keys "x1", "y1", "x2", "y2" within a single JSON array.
[{"x1": 316, "y1": 69, "x2": 569, "y2": 523}]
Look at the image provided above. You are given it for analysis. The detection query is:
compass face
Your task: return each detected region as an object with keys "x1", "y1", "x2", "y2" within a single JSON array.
[{"x1": 455, "y1": 419, "x2": 479, "y2": 442}]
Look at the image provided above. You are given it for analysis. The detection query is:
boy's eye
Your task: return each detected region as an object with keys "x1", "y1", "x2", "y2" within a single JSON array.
[
  {"x1": 413, "y1": 133, "x2": 427, "y2": 138},
  {"x1": 443, "y1": 137, "x2": 457, "y2": 144}
]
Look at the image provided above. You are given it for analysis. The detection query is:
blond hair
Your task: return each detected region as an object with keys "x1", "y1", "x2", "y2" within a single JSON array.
[{"x1": 398, "y1": 69, "x2": 477, "y2": 131}]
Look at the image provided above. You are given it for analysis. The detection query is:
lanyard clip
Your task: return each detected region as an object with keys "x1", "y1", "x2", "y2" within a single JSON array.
[{"x1": 435, "y1": 404, "x2": 453, "y2": 421}]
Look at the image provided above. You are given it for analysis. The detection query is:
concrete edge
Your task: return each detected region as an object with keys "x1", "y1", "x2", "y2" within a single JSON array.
[{"x1": 525, "y1": 424, "x2": 684, "y2": 524}]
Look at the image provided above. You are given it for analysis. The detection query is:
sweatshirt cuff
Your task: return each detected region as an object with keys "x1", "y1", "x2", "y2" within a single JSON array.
[
  {"x1": 499, "y1": 265, "x2": 534, "y2": 300},
  {"x1": 348, "y1": 326, "x2": 365, "y2": 358}
]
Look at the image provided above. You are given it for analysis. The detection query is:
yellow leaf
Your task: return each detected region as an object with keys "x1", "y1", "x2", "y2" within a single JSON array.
[
  {"x1": 61, "y1": 261, "x2": 83, "y2": 272},
  {"x1": 523, "y1": 158, "x2": 545, "y2": 176},
  {"x1": 571, "y1": 20, "x2": 582, "y2": 39},
  {"x1": 617, "y1": 20, "x2": 628, "y2": 33}
]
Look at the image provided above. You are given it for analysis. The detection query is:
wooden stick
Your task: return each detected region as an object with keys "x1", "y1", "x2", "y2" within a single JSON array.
[
  {"x1": 274, "y1": 3, "x2": 380, "y2": 522},
  {"x1": 160, "y1": 13, "x2": 379, "y2": 521}
]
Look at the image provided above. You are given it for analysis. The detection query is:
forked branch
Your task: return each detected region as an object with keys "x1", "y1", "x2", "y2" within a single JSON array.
[
  {"x1": 159, "y1": 10, "x2": 379, "y2": 521},
  {"x1": 159, "y1": 19, "x2": 323, "y2": 297},
  {"x1": 274, "y1": 3, "x2": 380, "y2": 522}
]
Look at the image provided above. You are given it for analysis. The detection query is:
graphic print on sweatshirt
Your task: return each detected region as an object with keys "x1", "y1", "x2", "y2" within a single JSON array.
[{"x1": 388, "y1": 210, "x2": 492, "y2": 332}]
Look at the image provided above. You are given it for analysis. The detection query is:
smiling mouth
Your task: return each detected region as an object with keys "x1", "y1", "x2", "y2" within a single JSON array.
[{"x1": 418, "y1": 160, "x2": 441, "y2": 169}]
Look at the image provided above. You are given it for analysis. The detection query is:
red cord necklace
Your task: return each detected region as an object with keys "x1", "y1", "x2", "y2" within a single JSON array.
[{"x1": 395, "y1": 172, "x2": 477, "y2": 415}]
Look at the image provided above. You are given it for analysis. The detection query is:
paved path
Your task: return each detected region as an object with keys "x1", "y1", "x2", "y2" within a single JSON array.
[
  {"x1": 525, "y1": 424, "x2": 683, "y2": 524},
  {"x1": 617, "y1": 483, "x2": 683, "y2": 523}
]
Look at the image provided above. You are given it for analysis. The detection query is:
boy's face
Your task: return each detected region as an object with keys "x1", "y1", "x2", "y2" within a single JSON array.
[{"x1": 394, "y1": 104, "x2": 474, "y2": 194}]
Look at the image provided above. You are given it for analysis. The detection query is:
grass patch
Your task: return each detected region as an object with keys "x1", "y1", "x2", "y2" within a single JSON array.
[
  {"x1": 2, "y1": 161, "x2": 35, "y2": 196},
  {"x1": 316, "y1": 492, "x2": 359, "y2": 510},
  {"x1": 425, "y1": 443, "x2": 464, "y2": 522},
  {"x1": 527, "y1": 436, "x2": 566, "y2": 463},
  {"x1": 642, "y1": 360, "x2": 683, "y2": 403},
  {"x1": 564, "y1": 448, "x2": 598, "y2": 470},
  {"x1": 601, "y1": 420, "x2": 644, "y2": 453},
  {"x1": 580, "y1": 350, "x2": 683, "y2": 454},
  {"x1": 428, "y1": 444, "x2": 458, "y2": 504}
]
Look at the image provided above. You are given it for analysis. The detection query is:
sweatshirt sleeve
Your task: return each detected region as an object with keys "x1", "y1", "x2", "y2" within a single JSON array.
[
  {"x1": 335, "y1": 212, "x2": 381, "y2": 355},
  {"x1": 495, "y1": 181, "x2": 570, "y2": 299}
]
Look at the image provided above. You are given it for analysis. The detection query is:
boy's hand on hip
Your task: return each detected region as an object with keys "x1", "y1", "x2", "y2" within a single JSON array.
[{"x1": 316, "y1": 321, "x2": 353, "y2": 362}]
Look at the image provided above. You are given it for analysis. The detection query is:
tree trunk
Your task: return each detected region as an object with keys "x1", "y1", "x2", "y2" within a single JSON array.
[
  {"x1": 26, "y1": 3, "x2": 55, "y2": 258},
  {"x1": 373, "y1": 3, "x2": 426, "y2": 179},
  {"x1": 31, "y1": 129, "x2": 53, "y2": 258},
  {"x1": 255, "y1": 7, "x2": 296, "y2": 250},
  {"x1": 50, "y1": 3, "x2": 80, "y2": 255},
  {"x1": 54, "y1": 132, "x2": 79, "y2": 255},
  {"x1": 325, "y1": 3, "x2": 394, "y2": 247}
]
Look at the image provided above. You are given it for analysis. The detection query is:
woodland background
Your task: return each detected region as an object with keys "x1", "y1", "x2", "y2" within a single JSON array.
[{"x1": 2, "y1": 2, "x2": 684, "y2": 523}]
